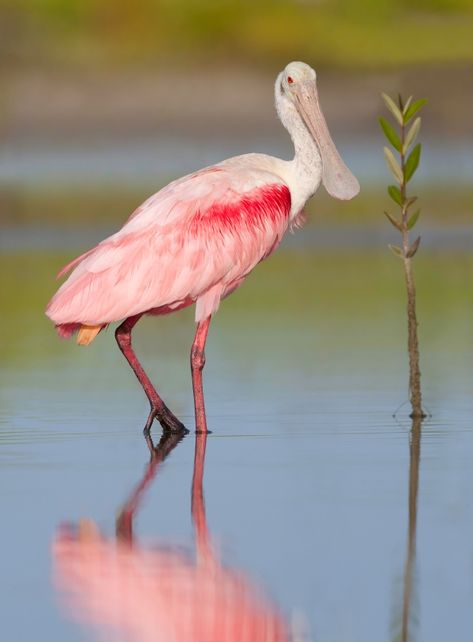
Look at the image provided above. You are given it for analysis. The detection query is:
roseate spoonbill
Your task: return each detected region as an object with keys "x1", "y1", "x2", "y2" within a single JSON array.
[
  {"x1": 53, "y1": 433, "x2": 294, "y2": 641},
  {"x1": 46, "y1": 61, "x2": 359, "y2": 435}
]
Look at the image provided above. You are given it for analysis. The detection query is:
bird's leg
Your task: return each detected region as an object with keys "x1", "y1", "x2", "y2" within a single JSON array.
[
  {"x1": 115, "y1": 315, "x2": 187, "y2": 435},
  {"x1": 190, "y1": 316, "x2": 212, "y2": 434}
]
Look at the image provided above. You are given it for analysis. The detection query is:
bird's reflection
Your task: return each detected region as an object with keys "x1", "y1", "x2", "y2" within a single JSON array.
[
  {"x1": 393, "y1": 417, "x2": 422, "y2": 642},
  {"x1": 53, "y1": 431, "x2": 291, "y2": 642}
]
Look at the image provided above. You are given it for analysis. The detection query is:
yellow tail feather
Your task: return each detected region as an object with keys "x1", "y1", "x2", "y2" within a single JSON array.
[{"x1": 77, "y1": 324, "x2": 102, "y2": 346}]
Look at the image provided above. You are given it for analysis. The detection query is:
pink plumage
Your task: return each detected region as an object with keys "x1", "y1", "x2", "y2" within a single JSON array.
[
  {"x1": 47, "y1": 165, "x2": 291, "y2": 335},
  {"x1": 46, "y1": 61, "x2": 359, "y2": 435}
]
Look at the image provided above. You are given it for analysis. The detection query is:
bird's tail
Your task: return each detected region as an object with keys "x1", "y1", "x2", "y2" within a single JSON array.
[
  {"x1": 76, "y1": 325, "x2": 103, "y2": 346},
  {"x1": 55, "y1": 322, "x2": 104, "y2": 345}
]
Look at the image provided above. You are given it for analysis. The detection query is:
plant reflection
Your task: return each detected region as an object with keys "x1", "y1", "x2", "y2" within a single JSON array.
[
  {"x1": 392, "y1": 418, "x2": 422, "y2": 642},
  {"x1": 53, "y1": 431, "x2": 291, "y2": 641}
]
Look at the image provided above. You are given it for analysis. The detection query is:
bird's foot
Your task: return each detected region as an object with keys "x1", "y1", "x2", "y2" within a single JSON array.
[{"x1": 143, "y1": 406, "x2": 188, "y2": 436}]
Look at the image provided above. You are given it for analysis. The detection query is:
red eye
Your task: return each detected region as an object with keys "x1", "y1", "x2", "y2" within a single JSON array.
[{"x1": 287, "y1": 76, "x2": 294, "y2": 84}]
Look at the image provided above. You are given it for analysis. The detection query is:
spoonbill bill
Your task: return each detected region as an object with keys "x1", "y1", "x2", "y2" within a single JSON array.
[{"x1": 46, "y1": 61, "x2": 359, "y2": 435}]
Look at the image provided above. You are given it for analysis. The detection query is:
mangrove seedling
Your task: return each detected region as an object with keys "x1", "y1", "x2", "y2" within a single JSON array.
[{"x1": 380, "y1": 93, "x2": 427, "y2": 419}]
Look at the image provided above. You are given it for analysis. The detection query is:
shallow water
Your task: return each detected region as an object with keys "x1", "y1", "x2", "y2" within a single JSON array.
[{"x1": 1, "y1": 240, "x2": 473, "y2": 641}]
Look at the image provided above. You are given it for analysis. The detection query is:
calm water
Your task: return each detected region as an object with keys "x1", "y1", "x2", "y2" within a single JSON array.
[{"x1": 1, "y1": 228, "x2": 472, "y2": 641}]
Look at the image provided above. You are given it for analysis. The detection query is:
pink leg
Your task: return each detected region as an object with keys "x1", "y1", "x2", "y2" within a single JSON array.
[
  {"x1": 190, "y1": 316, "x2": 212, "y2": 434},
  {"x1": 115, "y1": 314, "x2": 187, "y2": 435}
]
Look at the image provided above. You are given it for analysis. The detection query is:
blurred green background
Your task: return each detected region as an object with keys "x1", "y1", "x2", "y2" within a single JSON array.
[
  {"x1": 1, "y1": 0, "x2": 472, "y2": 331},
  {"x1": 3, "y1": 0, "x2": 473, "y2": 69},
  {"x1": 1, "y1": 0, "x2": 472, "y2": 221}
]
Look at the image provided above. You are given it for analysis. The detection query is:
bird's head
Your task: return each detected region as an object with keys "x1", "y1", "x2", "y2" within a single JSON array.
[{"x1": 276, "y1": 61, "x2": 360, "y2": 201}]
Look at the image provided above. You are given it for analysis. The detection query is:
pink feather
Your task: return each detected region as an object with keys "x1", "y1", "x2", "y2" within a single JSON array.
[{"x1": 46, "y1": 165, "x2": 291, "y2": 337}]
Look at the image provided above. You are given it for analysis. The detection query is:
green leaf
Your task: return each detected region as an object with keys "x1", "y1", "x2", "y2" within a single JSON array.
[
  {"x1": 388, "y1": 244, "x2": 404, "y2": 258},
  {"x1": 403, "y1": 95, "x2": 413, "y2": 115},
  {"x1": 384, "y1": 147, "x2": 403, "y2": 183},
  {"x1": 379, "y1": 117, "x2": 402, "y2": 152},
  {"x1": 404, "y1": 117, "x2": 421, "y2": 152},
  {"x1": 387, "y1": 184, "x2": 403, "y2": 206},
  {"x1": 406, "y1": 236, "x2": 421, "y2": 258},
  {"x1": 381, "y1": 93, "x2": 403, "y2": 126},
  {"x1": 404, "y1": 98, "x2": 427, "y2": 123},
  {"x1": 404, "y1": 143, "x2": 421, "y2": 182},
  {"x1": 407, "y1": 209, "x2": 420, "y2": 230},
  {"x1": 384, "y1": 210, "x2": 402, "y2": 231}
]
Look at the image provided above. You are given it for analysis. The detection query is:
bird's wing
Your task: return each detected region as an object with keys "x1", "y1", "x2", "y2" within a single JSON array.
[{"x1": 47, "y1": 164, "x2": 291, "y2": 326}]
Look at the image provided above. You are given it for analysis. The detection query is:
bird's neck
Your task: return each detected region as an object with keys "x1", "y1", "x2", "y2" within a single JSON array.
[
  {"x1": 274, "y1": 87, "x2": 324, "y2": 217},
  {"x1": 285, "y1": 114, "x2": 323, "y2": 214}
]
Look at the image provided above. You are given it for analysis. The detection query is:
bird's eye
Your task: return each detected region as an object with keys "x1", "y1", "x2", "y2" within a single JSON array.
[{"x1": 287, "y1": 76, "x2": 294, "y2": 84}]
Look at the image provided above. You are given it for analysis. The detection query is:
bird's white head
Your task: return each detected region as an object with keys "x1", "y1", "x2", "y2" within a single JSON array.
[{"x1": 276, "y1": 61, "x2": 360, "y2": 201}]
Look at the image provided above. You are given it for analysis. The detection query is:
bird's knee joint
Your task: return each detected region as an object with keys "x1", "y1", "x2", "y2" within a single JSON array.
[{"x1": 191, "y1": 348, "x2": 206, "y2": 371}]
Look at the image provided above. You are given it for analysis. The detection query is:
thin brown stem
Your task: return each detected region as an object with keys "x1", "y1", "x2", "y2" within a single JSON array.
[
  {"x1": 403, "y1": 258, "x2": 424, "y2": 418},
  {"x1": 398, "y1": 111, "x2": 425, "y2": 419}
]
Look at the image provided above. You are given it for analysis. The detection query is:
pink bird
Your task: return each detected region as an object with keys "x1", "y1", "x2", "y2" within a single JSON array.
[{"x1": 46, "y1": 61, "x2": 359, "y2": 435}]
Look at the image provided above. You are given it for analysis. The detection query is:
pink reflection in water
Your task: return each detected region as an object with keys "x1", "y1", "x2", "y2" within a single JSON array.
[{"x1": 53, "y1": 433, "x2": 290, "y2": 642}]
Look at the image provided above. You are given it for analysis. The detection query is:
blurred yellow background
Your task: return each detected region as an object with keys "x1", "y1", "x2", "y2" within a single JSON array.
[
  {"x1": 1, "y1": 0, "x2": 472, "y2": 268},
  {"x1": 1, "y1": 0, "x2": 472, "y2": 227},
  {"x1": 4, "y1": 0, "x2": 473, "y2": 69}
]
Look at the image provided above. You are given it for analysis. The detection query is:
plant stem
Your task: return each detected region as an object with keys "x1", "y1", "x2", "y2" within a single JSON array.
[
  {"x1": 399, "y1": 118, "x2": 425, "y2": 419},
  {"x1": 403, "y1": 255, "x2": 424, "y2": 417}
]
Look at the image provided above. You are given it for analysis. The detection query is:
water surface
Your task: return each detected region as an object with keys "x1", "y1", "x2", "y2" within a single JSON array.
[{"x1": 1, "y1": 239, "x2": 472, "y2": 641}]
